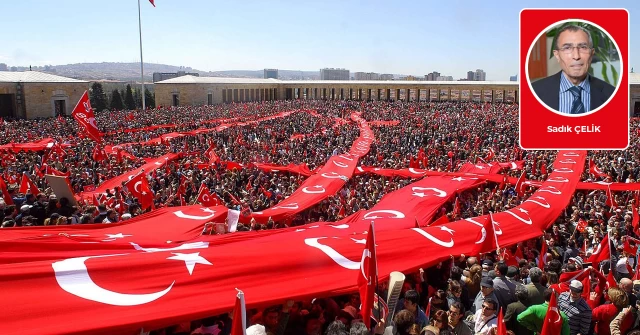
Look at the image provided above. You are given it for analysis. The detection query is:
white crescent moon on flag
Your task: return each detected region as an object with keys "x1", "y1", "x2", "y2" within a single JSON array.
[
  {"x1": 52, "y1": 254, "x2": 174, "y2": 306},
  {"x1": 302, "y1": 186, "x2": 326, "y2": 194},
  {"x1": 134, "y1": 181, "x2": 142, "y2": 193},
  {"x1": 411, "y1": 227, "x2": 455, "y2": 248},
  {"x1": 173, "y1": 208, "x2": 216, "y2": 220},
  {"x1": 363, "y1": 210, "x2": 405, "y2": 220},
  {"x1": 304, "y1": 237, "x2": 360, "y2": 270},
  {"x1": 408, "y1": 168, "x2": 426, "y2": 175},
  {"x1": 411, "y1": 187, "x2": 447, "y2": 197},
  {"x1": 464, "y1": 218, "x2": 487, "y2": 244},
  {"x1": 333, "y1": 161, "x2": 349, "y2": 168}
]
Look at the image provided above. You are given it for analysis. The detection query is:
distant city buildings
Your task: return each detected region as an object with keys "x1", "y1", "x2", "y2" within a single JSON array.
[
  {"x1": 320, "y1": 68, "x2": 350, "y2": 80},
  {"x1": 354, "y1": 72, "x2": 380, "y2": 80},
  {"x1": 380, "y1": 74, "x2": 394, "y2": 80},
  {"x1": 153, "y1": 71, "x2": 199, "y2": 83},
  {"x1": 264, "y1": 69, "x2": 278, "y2": 79},
  {"x1": 0, "y1": 63, "x2": 7, "y2": 71},
  {"x1": 510, "y1": 74, "x2": 518, "y2": 81},
  {"x1": 425, "y1": 71, "x2": 441, "y2": 81},
  {"x1": 473, "y1": 69, "x2": 486, "y2": 81},
  {"x1": 436, "y1": 76, "x2": 454, "y2": 81},
  {"x1": 467, "y1": 71, "x2": 475, "y2": 81}
]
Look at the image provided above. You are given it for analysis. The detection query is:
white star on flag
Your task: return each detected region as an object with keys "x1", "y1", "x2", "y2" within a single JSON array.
[
  {"x1": 167, "y1": 252, "x2": 212, "y2": 275},
  {"x1": 451, "y1": 177, "x2": 465, "y2": 181},
  {"x1": 105, "y1": 233, "x2": 132, "y2": 239}
]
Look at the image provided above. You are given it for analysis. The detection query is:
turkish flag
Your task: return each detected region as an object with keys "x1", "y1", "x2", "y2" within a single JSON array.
[
  {"x1": 496, "y1": 307, "x2": 508, "y2": 335},
  {"x1": 71, "y1": 91, "x2": 102, "y2": 143},
  {"x1": 576, "y1": 219, "x2": 588, "y2": 232},
  {"x1": 231, "y1": 289, "x2": 247, "y2": 335},
  {"x1": 0, "y1": 176, "x2": 13, "y2": 205},
  {"x1": 540, "y1": 290, "x2": 563, "y2": 335},
  {"x1": 124, "y1": 173, "x2": 154, "y2": 210},
  {"x1": 539, "y1": 237, "x2": 548, "y2": 269},
  {"x1": 472, "y1": 214, "x2": 498, "y2": 255},
  {"x1": 197, "y1": 184, "x2": 218, "y2": 207},
  {"x1": 623, "y1": 239, "x2": 638, "y2": 256},
  {"x1": 540, "y1": 162, "x2": 547, "y2": 175},
  {"x1": 589, "y1": 159, "x2": 610, "y2": 179},
  {"x1": 19, "y1": 173, "x2": 40, "y2": 196},
  {"x1": 514, "y1": 171, "x2": 526, "y2": 196},
  {"x1": 149, "y1": 0, "x2": 155, "y2": 7},
  {"x1": 588, "y1": 233, "x2": 610, "y2": 266},
  {"x1": 606, "y1": 270, "x2": 618, "y2": 289},
  {"x1": 453, "y1": 197, "x2": 461, "y2": 216},
  {"x1": 92, "y1": 145, "x2": 105, "y2": 162},
  {"x1": 606, "y1": 186, "x2": 617, "y2": 208},
  {"x1": 358, "y1": 221, "x2": 378, "y2": 326}
]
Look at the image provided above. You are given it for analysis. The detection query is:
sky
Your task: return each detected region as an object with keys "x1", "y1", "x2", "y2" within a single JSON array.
[{"x1": 0, "y1": 0, "x2": 638, "y2": 81}]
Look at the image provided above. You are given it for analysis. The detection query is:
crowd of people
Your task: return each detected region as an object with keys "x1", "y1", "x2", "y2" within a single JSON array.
[{"x1": 2, "y1": 99, "x2": 640, "y2": 334}]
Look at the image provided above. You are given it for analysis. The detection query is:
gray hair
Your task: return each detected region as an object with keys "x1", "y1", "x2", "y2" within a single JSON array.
[
  {"x1": 555, "y1": 24, "x2": 594, "y2": 49},
  {"x1": 349, "y1": 321, "x2": 369, "y2": 335},
  {"x1": 529, "y1": 267, "x2": 543, "y2": 283}
]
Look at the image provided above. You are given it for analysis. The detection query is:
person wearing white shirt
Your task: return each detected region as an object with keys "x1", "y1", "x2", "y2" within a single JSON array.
[{"x1": 472, "y1": 298, "x2": 498, "y2": 335}]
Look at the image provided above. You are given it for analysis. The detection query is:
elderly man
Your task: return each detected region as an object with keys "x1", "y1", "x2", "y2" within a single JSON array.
[
  {"x1": 557, "y1": 280, "x2": 592, "y2": 335},
  {"x1": 525, "y1": 267, "x2": 546, "y2": 306},
  {"x1": 531, "y1": 24, "x2": 615, "y2": 114}
]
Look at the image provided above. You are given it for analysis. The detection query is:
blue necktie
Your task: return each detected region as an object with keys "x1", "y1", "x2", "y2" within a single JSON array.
[{"x1": 568, "y1": 86, "x2": 585, "y2": 114}]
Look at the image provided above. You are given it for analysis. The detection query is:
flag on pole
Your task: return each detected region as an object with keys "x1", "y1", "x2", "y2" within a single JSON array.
[
  {"x1": 539, "y1": 236, "x2": 548, "y2": 269},
  {"x1": 231, "y1": 289, "x2": 247, "y2": 335},
  {"x1": 540, "y1": 290, "x2": 563, "y2": 335},
  {"x1": 514, "y1": 171, "x2": 526, "y2": 197},
  {"x1": 149, "y1": 0, "x2": 155, "y2": 7},
  {"x1": 71, "y1": 91, "x2": 102, "y2": 143},
  {"x1": 357, "y1": 221, "x2": 378, "y2": 328}
]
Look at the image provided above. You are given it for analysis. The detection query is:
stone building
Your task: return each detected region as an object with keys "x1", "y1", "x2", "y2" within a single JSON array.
[{"x1": 0, "y1": 71, "x2": 88, "y2": 119}]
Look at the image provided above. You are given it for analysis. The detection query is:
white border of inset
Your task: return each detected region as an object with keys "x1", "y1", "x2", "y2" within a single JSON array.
[
  {"x1": 518, "y1": 8, "x2": 630, "y2": 150},
  {"x1": 525, "y1": 19, "x2": 623, "y2": 117}
]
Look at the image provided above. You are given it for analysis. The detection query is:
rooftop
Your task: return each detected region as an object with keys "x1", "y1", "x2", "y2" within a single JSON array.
[
  {"x1": 156, "y1": 75, "x2": 518, "y2": 86},
  {"x1": 0, "y1": 71, "x2": 88, "y2": 83},
  {"x1": 629, "y1": 72, "x2": 640, "y2": 84}
]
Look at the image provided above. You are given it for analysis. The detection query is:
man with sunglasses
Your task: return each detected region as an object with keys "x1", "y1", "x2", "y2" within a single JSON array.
[
  {"x1": 472, "y1": 298, "x2": 498, "y2": 335},
  {"x1": 531, "y1": 25, "x2": 615, "y2": 115}
]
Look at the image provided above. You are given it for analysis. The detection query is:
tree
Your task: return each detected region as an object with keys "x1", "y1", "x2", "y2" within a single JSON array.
[
  {"x1": 144, "y1": 88, "x2": 155, "y2": 109},
  {"x1": 89, "y1": 82, "x2": 108, "y2": 113},
  {"x1": 133, "y1": 88, "x2": 142, "y2": 109},
  {"x1": 110, "y1": 89, "x2": 124, "y2": 111},
  {"x1": 124, "y1": 84, "x2": 136, "y2": 110}
]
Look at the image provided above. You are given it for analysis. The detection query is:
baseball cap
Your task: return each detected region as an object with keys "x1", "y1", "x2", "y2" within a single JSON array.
[
  {"x1": 482, "y1": 259, "x2": 494, "y2": 267},
  {"x1": 570, "y1": 280, "x2": 583, "y2": 293},
  {"x1": 481, "y1": 277, "x2": 494, "y2": 288}
]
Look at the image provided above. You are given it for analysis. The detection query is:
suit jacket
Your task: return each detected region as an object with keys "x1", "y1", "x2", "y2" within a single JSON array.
[
  {"x1": 531, "y1": 71, "x2": 615, "y2": 113},
  {"x1": 504, "y1": 301, "x2": 533, "y2": 335}
]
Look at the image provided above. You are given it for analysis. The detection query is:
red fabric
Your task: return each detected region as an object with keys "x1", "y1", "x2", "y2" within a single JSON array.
[
  {"x1": 515, "y1": 171, "x2": 526, "y2": 196},
  {"x1": 231, "y1": 290, "x2": 246, "y2": 335},
  {"x1": 124, "y1": 174, "x2": 154, "y2": 210},
  {"x1": 19, "y1": 174, "x2": 40, "y2": 196},
  {"x1": 197, "y1": 185, "x2": 218, "y2": 207},
  {"x1": 358, "y1": 222, "x2": 377, "y2": 326},
  {"x1": 540, "y1": 162, "x2": 547, "y2": 175},
  {"x1": 606, "y1": 186, "x2": 617, "y2": 208},
  {"x1": 0, "y1": 151, "x2": 586, "y2": 334},
  {"x1": 472, "y1": 215, "x2": 497, "y2": 255},
  {"x1": 0, "y1": 138, "x2": 55, "y2": 152},
  {"x1": 71, "y1": 91, "x2": 102, "y2": 143},
  {"x1": 540, "y1": 290, "x2": 563, "y2": 335},
  {"x1": 592, "y1": 303, "x2": 618, "y2": 335},
  {"x1": 539, "y1": 237, "x2": 548, "y2": 269},
  {"x1": 496, "y1": 160, "x2": 525, "y2": 170},
  {"x1": 0, "y1": 176, "x2": 13, "y2": 205},
  {"x1": 149, "y1": 0, "x2": 155, "y2": 6},
  {"x1": 496, "y1": 307, "x2": 507, "y2": 335},
  {"x1": 576, "y1": 219, "x2": 588, "y2": 232},
  {"x1": 92, "y1": 145, "x2": 106, "y2": 162},
  {"x1": 606, "y1": 270, "x2": 617, "y2": 289},
  {"x1": 589, "y1": 159, "x2": 610, "y2": 179},
  {"x1": 588, "y1": 234, "x2": 610, "y2": 266}
]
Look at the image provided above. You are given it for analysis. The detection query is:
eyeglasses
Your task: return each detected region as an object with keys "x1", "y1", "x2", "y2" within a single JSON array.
[{"x1": 558, "y1": 44, "x2": 592, "y2": 54}]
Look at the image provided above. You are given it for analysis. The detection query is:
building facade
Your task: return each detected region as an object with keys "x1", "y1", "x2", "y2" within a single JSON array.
[
  {"x1": 264, "y1": 69, "x2": 278, "y2": 79},
  {"x1": 0, "y1": 71, "x2": 88, "y2": 119},
  {"x1": 467, "y1": 71, "x2": 475, "y2": 81},
  {"x1": 380, "y1": 74, "x2": 394, "y2": 80},
  {"x1": 320, "y1": 68, "x2": 349, "y2": 81},
  {"x1": 425, "y1": 71, "x2": 441, "y2": 81},
  {"x1": 154, "y1": 75, "x2": 523, "y2": 107},
  {"x1": 474, "y1": 69, "x2": 486, "y2": 81},
  {"x1": 152, "y1": 71, "x2": 199, "y2": 83},
  {"x1": 354, "y1": 72, "x2": 380, "y2": 80}
]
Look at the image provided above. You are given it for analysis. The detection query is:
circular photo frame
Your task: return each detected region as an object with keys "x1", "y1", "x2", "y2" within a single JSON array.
[{"x1": 525, "y1": 19, "x2": 622, "y2": 117}]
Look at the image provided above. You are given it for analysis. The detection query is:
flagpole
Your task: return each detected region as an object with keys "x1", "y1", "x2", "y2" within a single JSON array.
[
  {"x1": 372, "y1": 220, "x2": 380, "y2": 329},
  {"x1": 137, "y1": 0, "x2": 146, "y2": 111}
]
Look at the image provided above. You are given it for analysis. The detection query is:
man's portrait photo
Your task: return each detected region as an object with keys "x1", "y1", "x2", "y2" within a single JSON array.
[{"x1": 527, "y1": 21, "x2": 620, "y2": 115}]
